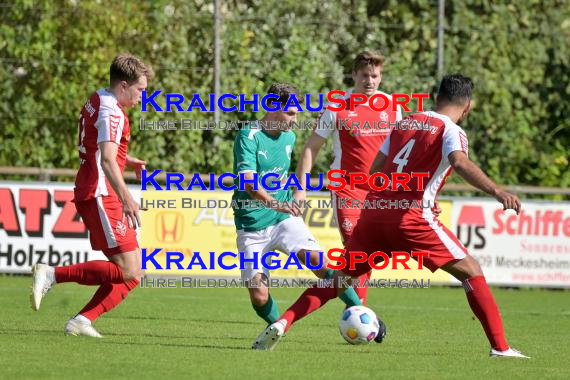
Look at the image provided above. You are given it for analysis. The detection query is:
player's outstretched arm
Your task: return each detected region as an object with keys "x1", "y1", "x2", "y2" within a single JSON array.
[
  {"x1": 448, "y1": 151, "x2": 521, "y2": 215},
  {"x1": 100, "y1": 141, "x2": 141, "y2": 228},
  {"x1": 242, "y1": 171, "x2": 300, "y2": 216}
]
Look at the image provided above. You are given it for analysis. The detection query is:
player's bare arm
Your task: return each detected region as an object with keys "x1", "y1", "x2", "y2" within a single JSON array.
[
  {"x1": 100, "y1": 141, "x2": 141, "y2": 228},
  {"x1": 126, "y1": 155, "x2": 146, "y2": 180},
  {"x1": 242, "y1": 171, "x2": 300, "y2": 216},
  {"x1": 449, "y1": 150, "x2": 521, "y2": 214},
  {"x1": 293, "y1": 131, "x2": 327, "y2": 209},
  {"x1": 369, "y1": 151, "x2": 387, "y2": 175}
]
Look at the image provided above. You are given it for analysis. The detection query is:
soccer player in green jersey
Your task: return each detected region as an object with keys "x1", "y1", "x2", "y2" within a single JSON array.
[{"x1": 233, "y1": 84, "x2": 362, "y2": 334}]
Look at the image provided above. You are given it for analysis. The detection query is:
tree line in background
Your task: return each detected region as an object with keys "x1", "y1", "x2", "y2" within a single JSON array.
[{"x1": 1, "y1": 0, "x2": 568, "y2": 189}]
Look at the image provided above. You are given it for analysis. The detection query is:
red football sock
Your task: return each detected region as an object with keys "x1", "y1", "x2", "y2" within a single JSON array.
[
  {"x1": 54, "y1": 261, "x2": 124, "y2": 285},
  {"x1": 280, "y1": 285, "x2": 337, "y2": 332},
  {"x1": 79, "y1": 279, "x2": 139, "y2": 322},
  {"x1": 463, "y1": 275, "x2": 509, "y2": 351},
  {"x1": 354, "y1": 270, "x2": 371, "y2": 305}
]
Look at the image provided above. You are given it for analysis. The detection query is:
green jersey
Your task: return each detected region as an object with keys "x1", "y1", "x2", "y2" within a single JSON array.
[{"x1": 232, "y1": 122, "x2": 296, "y2": 231}]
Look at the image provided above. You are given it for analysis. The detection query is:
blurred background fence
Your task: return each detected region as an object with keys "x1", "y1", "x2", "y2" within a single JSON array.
[{"x1": 1, "y1": 0, "x2": 569, "y2": 195}]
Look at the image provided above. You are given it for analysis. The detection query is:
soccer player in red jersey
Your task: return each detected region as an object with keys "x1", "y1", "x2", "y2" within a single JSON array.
[
  {"x1": 290, "y1": 51, "x2": 403, "y2": 343},
  {"x1": 31, "y1": 54, "x2": 152, "y2": 338},
  {"x1": 296, "y1": 51, "x2": 401, "y2": 261},
  {"x1": 253, "y1": 74, "x2": 529, "y2": 358}
]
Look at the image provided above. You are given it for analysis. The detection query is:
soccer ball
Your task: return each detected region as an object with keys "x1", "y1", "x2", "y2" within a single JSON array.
[{"x1": 339, "y1": 306, "x2": 379, "y2": 344}]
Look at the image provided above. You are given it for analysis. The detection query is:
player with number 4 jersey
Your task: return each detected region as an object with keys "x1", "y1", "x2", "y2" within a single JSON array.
[{"x1": 254, "y1": 75, "x2": 529, "y2": 358}]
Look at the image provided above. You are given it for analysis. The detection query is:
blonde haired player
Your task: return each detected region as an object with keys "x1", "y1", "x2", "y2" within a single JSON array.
[
  {"x1": 287, "y1": 51, "x2": 404, "y2": 343},
  {"x1": 31, "y1": 53, "x2": 152, "y2": 338}
]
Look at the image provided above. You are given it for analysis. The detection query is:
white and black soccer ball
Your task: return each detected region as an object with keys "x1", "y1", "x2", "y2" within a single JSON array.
[{"x1": 339, "y1": 306, "x2": 380, "y2": 345}]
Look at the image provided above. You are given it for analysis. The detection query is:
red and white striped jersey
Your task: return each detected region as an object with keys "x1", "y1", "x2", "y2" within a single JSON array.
[
  {"x1": 315, "y1": 90, "x2": 402, "y2": 200},
  {"x1": 74, "y1": 89, "x2": 130, "y2": 201},
  {"x1": 371, "y1": 111, "x2": 468, "y2": 204}
]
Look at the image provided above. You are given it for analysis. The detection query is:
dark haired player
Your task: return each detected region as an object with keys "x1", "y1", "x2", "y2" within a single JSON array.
[{"x1": 233, "y1": 83, "x2": 363, "y2": 327}]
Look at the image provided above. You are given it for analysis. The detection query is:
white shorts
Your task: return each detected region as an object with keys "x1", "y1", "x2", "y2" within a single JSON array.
[{"x1": 236, "y1": 216, "x2": 321, "y2": 280}]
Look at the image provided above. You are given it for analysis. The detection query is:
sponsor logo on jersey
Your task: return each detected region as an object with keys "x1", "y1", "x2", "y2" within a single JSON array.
[
  {"x1": 349, "y1": 130, "x2": 360, "y2": 137},
  {"x1": 342, "y1": 218, "x2": 353, "y2": 232},
  {"x1": 115, "y1": 221, "x2": 127, "y2": 237},
  {"x1": 285, "y1": 145, "x2": 292, "y2": 160}
]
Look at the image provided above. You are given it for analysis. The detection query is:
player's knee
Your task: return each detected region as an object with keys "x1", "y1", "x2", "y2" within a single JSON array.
[
  {"x1": 118, "y1": 264, "x2": 143, "y2": 282},
  {"x1": 454, "y1": 256, "x2": 483, "y2": 281},
  {"x1": 297, "y1": 249, "x2": 320, "y2": 266},
  {"x1": 466, "y1": 257, "x2": 484, "y2": 277},
  {"x1": 249, "y1": 290, "x2": 269, "y2": 307},
  {"x1": 295, "y1": 250, "x2": 307, "y2": 264},
  {"x1": 121, "y1": 271, "x2": 138, "y2": 282}
]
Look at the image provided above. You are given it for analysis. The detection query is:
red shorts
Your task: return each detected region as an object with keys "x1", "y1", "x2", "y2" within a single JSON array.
[
  {"x1": 75, "y1": 196, "x2": 139, "y2": 257},
  {"x1": 343, "y1": 207, "x2": 469, "y2": 277},
  {"x1": 332, "y1": 191, "x2": 365, "y2": 244}
]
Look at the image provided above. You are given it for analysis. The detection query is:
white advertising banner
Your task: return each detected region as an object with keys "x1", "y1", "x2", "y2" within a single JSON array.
[
  {"x1": 2, "y1": 181, "x2": 569, "y2": 288},
  {"x1": 0, "y1": 182, "x2": 140, "y2": 274},
  {"x1": 451, "y1": 199, "x2": 570, "y2": 287}
]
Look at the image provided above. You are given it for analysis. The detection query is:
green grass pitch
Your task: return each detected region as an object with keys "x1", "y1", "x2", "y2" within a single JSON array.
[{"x1": 1, "y1": 276, "x2": 568, "y2": 379}]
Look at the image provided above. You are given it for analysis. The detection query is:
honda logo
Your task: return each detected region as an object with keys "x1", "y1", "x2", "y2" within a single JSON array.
[{"x1": 155, "y1": 212, "x2": 184, "y2": 243}]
